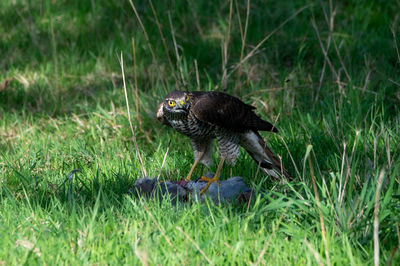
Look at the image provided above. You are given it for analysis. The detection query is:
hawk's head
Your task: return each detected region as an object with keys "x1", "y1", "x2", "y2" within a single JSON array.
[{"x1": 162, "y1": 90, "x2": 191, "y2": 115}]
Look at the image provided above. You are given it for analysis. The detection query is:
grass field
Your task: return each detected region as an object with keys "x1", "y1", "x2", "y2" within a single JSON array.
[{"x1": 1, "y1": 0, "x2": 400, "y2": 264}]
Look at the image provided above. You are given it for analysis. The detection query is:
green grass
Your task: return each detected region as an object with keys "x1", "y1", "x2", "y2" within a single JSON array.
[{"x1": 1, "y1": 0, "x2": 400, "y2": 264}]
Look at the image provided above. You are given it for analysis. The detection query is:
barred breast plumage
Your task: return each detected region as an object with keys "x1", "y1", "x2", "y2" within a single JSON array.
[
  {"x1": 156, "y1": 90, "x2": 291, "y2": 181},
  {"x1": 165, "y1": 111, "x2": 215, "y2": 139}
]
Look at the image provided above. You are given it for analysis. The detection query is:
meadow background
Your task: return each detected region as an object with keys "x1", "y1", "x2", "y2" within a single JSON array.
[{"x1": 1, "y1": 0, "x2": 399, "y2": 264}]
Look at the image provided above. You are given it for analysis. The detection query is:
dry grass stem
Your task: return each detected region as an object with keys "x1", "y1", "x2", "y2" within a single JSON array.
[
  {"x1": 128, "y1": 0, "x2": 156, "y2": 61},
  {"x1": 0, "y1": 78, "x2": 13, "y2": 92},
  {"x1": 253, "y1": 207, "x2": 287, "y2": 265},
  {"x1": 229, "y1": 5, "x2": 310, "y2": 77},
  {"x1": 245, "y1": 189, "x2": 253, "y2": 214},
  {"x1": 311, "y1": 18, "x2": 338, "y2": 80},
  {"x1": 119, "y1": 52, "x2": 147, "y2": 177},
  {"x1": 176, "y1": 226, "x2": 214, "y2": 265},
  {"x1": 168, "y1": 12, "x2": 186, "y2": 87},
  {"x1": 132, "y1": 38, "x2": 140, "y2": 124},
  {"x1": 315, "y1": 1, "x2": 333, "y2": 103},
  {"x1": 156, "y1": 140, "x2": 171, "y2": 180},
  {"x1": 144, "y1": 207, "x2": 175, "y2": 249},
  {"x1": 308, "y1": 151, "x2": 331, "y2": 266},
  {"x1": 50, "y1": 16, "x2": 59, "y2": 91},
  {"x1": 278, "y1": 135, "x2": 301, "y2": 179},
  {"x1": 388, "y1": 78, "x2": 400, "y2": 87},
  {"x1": 386, "y1": 136, "x2": 392, "y2": 169},
  {"x1": 391, "y1": 15, "x2": 400, "y2": 64},
  {"x1": 362, "y1": 70, "x2": 372, "y2": 92},
  {"x1": 220, "y1": 0, "x2": 233, "y2": 91},
  {"x1": 304, "y1": 239, "x2": 324, "y2": 266},
  {"x1": 132, "y1": 38, "x2": 152, "y2": 143},
  {"x1": 15, "y1": 239, "x2": 41, "y2": 257},
  {"x1": 340, "y1": 131, "x2": 359, "y2": 204},
  {"x1": 319, "y1": 0, "x2": 350, "y2": 82},
  {"x1": 240, "y1": 0, "x2": 250, "y2": 64},
  {"x1": 234, "y1": 0, "x2": 250, "y2": 91},
  {"x1": 396, "y1": 222, "x2": 400, "y2": 248},
  {"x1": 148, "y1": 0, "x2": 174, "y2": 70},
  {"x1": 134, "y1": 249, "x2": 149, "y2": 266},
  {"x1": 194, "y1": 59, "x2": 200, "y2": 90},
  {"x1": 338, "y1": 142, "x2": 346, "y2": 203},
  {"x1": 374, "y1": 169, "x2": 386, "y2": 266}
]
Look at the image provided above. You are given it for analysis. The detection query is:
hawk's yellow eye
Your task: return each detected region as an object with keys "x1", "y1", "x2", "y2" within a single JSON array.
[
  {"x1": 186, "y1": 96, "x2": 189, "y2": 101},
  {"x1": 168, "y1": 100, "x2": 176, "y2": 107}
]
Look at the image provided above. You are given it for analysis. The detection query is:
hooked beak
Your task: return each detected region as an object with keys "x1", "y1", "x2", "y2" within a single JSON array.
[{"x1": 175, "y1": 100, "x2": 189, "y2": 112}]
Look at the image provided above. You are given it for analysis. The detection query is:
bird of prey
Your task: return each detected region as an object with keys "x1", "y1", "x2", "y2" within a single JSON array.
[{"x1": 156, "y1": 90, "x2": 291, "y2": 194}]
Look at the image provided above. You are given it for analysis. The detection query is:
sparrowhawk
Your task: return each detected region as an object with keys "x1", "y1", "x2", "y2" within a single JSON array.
[{"x1": 156, "y1": 90, "x2": 291, "y2": 194}]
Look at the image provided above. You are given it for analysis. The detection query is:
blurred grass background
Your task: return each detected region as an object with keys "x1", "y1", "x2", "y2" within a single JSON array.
[{"x1": 0, "y1": 0, "x2": 399, "y2": 264}]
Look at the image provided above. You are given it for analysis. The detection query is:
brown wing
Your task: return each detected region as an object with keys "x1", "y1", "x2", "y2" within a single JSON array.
[
  {"x1": 156, "y1": 102, "x2": 171, "y2": 126},
  {"x1": 190, "y1": 91, "x2": 278, "y2": 133}
]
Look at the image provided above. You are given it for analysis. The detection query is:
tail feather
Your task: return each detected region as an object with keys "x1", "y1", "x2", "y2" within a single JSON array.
[
  {"x1": 258, "y1": 138, "x2": 292, "y2": 180},
  {"x1": 240, "y1": 131, "x2": 292, "y2": 180}
]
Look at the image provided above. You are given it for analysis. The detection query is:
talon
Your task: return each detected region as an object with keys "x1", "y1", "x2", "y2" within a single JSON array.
[
  {"x1": 199, "y1": 177, "x2": 218, "y2": 195},
  {"x1": 199, "y1": 157, "x2": 225, "y2": 196},
  {"x1": 200, "y1": 176, "x2": 213, "y2": 182}
]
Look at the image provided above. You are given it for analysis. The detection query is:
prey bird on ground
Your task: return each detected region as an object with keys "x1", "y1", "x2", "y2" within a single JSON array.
[{"x1": 156, "y1": 90, "x2": 291, "y2": 195}]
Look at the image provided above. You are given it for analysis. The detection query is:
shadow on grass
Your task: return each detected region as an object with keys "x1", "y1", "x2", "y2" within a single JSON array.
[
  {"x1": 1, "y1": 154, "x2": 292, "y2": 215},
  {"x1": 0, "y1": 78, "x2": 119, "y2": 116},
  {"x1": 1, "y1": 0, "x2": 399, "y2": 118}
]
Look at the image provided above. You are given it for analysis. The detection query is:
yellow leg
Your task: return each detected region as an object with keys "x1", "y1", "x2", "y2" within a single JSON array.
[
  {"x1": 185, "y1": 158, "x2": 200, "y2": 181},
  {"x1": 200, "y1": 157, "x2": 225, "y2": 195},
  {"x1": 185, "y1": 151, "x2": 204, "y2": 181}
]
